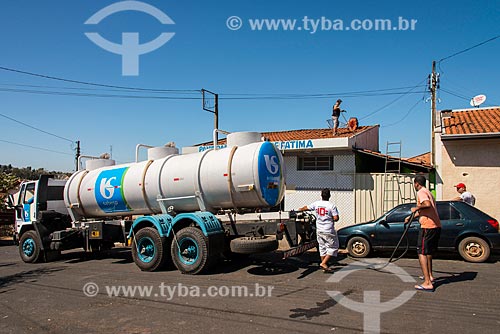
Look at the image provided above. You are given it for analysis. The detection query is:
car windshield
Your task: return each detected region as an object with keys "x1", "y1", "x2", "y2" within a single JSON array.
[{"x1": 385, "y1": 204, "x2": 413, "y2": 223}]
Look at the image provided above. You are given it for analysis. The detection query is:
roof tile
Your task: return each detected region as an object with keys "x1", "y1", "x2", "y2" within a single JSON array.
[
  {"x1": 442, "y1": 107, "x2": 500, "y2": 135},
  {"x1": 198, "y1": 125, "x2": 377, "y2": 145}
]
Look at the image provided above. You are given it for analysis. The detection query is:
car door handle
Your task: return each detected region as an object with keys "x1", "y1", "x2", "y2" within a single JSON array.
[{"x1": 455, "y1": 223, "x2": 464, "y2": 226}]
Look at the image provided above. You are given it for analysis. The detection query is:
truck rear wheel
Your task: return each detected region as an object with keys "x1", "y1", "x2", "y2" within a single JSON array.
[
  {"x1": 19, "y1": 231, "x2": 42, "y2": 263},
  {"x1": 171, "y1": 227, "x2": 210, "y2": 275},
  {"x1": 131, "y1": 227, "x2": 168, "y2": 271}
]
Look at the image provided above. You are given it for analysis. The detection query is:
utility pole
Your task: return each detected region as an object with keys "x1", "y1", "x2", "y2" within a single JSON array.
[
  {"x1": 429, "y1": 61, "x2": 438, "y2": 167},
  {"x1": 214, "y1": 93, "x2": 219, "y2": 144},
  {"x1": 75, "y1": 140, "x2": 81, "y2": 171},
  {"x1": 201, "y1": 89, "x2": 219, "y2": 145}
]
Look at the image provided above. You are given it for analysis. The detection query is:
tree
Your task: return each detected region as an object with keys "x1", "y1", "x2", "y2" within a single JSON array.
[{"x1": 0, "y1": 172, "x2": 21, "y2": 210}]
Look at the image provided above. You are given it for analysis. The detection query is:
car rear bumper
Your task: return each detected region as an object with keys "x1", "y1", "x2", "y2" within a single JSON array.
[{"x1": 486, "y1": 232, "x2": 500, "y2": 249}]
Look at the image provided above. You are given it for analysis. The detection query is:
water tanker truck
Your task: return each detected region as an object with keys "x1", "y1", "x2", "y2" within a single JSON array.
[{"x1": 10, "y1": 131, "x2": 316, "y2": 274}]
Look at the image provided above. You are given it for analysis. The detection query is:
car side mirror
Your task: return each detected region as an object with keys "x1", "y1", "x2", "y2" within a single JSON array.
[{"x1": 378, "y1": 219, "x2": 388, "y2": 225}]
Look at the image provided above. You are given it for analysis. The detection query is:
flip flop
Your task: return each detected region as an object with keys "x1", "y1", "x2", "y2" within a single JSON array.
[
  {"x1": 319, "y1": 265, "x2": 333, "y2": 273},
  {"x1": 415, "y1": 285, "x2": 434, "y2": 292},
  {"x1": 418, "y1": 276, "x2": 436, "y2": 283}
]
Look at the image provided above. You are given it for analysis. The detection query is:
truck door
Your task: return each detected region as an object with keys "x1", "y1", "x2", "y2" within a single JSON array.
[{"x1": 18, "y1": 182, "x2": 36, "y2": 223}]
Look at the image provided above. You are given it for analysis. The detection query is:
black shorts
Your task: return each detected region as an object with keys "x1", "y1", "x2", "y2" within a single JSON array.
[{"x1": 417, "y1": 228, "x2": 441, "y2": 255}]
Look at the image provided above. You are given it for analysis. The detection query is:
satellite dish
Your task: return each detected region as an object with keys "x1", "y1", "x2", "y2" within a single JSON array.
[{"x1": 470, "y1": 94, "x2": 486, "y2": 107}]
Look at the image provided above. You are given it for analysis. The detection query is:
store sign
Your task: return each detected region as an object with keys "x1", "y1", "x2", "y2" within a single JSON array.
[{"x1": 273, "y1": 140, "x2": 314, "y2": 151}]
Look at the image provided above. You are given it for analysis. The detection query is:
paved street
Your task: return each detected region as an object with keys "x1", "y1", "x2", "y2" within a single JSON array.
[{"x1": 1, "y1": 241, "x2": 499, "y2": 334}]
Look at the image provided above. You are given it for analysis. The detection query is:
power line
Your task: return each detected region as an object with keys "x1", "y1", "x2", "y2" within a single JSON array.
[
  {"x1": 0, "y1": 82, "x2": 200, "y2": 95},
  {"x1": 382, "y1": 99, "x2": 423, "y2": 128},
  {"x1": 438, "y1": 35, "x2": 500, "y2": 63},
  {"x1": 440, "y1": 88, "x2": 470, "y2": 101},
  {"x1": 358, "y1": 78, "x2": 427, "y2": 121},
  {"x1": 0, "y1": 139, "x2": 74, "y2": 156},
  {"x1": 0, "y1": 66, "x2": 200, "y2": 93},
  {"x1": 0, "y1": 87, "x2": 202, "y2": 100},
  {"x1": 219, "y1": 85, "x2": 427, "y2": 97},
  {"x1": 221, "y1": 90, "x2": 427, "y2": 100},
  {"x1": 0, "y1": 112, "x2": 74, "y2": 143},
  {"x1": 0, "y1": 86, "x2": 426, "y2": 101}
]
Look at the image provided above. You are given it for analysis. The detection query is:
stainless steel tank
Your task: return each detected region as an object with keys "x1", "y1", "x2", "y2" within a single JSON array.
[{"x1": 64, "y1": 135, "x2": 284, "y2": 219}]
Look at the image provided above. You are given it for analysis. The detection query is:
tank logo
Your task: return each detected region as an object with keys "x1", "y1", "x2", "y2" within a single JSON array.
[
  {"x1": 95, "y1": 167, "x2": 131, "y2": 213},
  {"x1": 264, "y1": 155, "x2": 279, "y2": 175},
  {"x1": 100, "y1": 177, "x2": 118, "y2": 199}
]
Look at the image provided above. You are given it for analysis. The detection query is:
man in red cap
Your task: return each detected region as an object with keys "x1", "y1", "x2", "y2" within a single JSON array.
[{"x1": 452, "y1": 183, "x2": 476, "y2": 206}]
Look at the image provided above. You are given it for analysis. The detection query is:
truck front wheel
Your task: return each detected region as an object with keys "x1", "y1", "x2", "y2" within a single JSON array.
[
  {"x1": 171, "y1": 227, "x2": 210, "y2": 275},
  {"x1": 131, "y1": 227, "x2": 168, "y2": 271},
  {"x1": 19, "y1": 231, "x2": 42, "y2": 263}
]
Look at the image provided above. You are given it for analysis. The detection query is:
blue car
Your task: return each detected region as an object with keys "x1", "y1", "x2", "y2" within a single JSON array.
[{"x1": 338, "y1": 201, "x2": 500, "y2": 262}]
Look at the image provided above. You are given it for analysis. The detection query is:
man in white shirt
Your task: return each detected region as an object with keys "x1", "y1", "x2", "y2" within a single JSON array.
[
  {"x1": 453, "y1": 183, "x2": 476, "y2": 206},
  {"x1": 298, "y1": 188, "x2": 339, "y2": 273}
]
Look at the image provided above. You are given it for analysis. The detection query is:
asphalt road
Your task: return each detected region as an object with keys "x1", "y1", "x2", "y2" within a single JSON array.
[{"x1": 1, "y1": 241, "x2": 499, "y2": 334}]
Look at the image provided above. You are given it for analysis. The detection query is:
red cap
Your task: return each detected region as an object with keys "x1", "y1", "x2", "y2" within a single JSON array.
[{"x1": 454, "y1": 183, "x2": 466, "y2": 189}]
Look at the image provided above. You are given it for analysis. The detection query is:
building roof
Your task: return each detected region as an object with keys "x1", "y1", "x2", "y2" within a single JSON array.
[
  {"x1": 198, "y1": 125, "x2": 378, "y2": 146},
  {"x1": 407, "y1": 152, "x2": 431, "y2": 166},
  {"x1": 355, "y1": 148, "x2": 432, "y2": 169},
  {"x1": 441, "y1": 107, "x2": 500, "y2": 136}
]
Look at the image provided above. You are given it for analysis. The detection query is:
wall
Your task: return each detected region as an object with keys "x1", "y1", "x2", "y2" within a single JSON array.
[
  {"x1": 282, "y1": 151, "x2": 356, "y2": 228},
  {"x1": 354, "y1": 173, "x2": 419, "y2": 224},
  {"x1": 284, "y1": 190, "x2": 355, "y2": 229},
  {"x1": 283, "y1": 152, "x2": 355, "y2": 190},
  {"x1": 438, "y1": 137, "x2": 500, "y2": 219},
  {"x1": 349, "y1": 126, "x2": 380, "y2": 152}
]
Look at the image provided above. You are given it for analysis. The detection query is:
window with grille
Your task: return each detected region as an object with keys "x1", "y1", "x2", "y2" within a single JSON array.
[{"x1": 297, "y1": 156, "x2": 334, "y2": 171}]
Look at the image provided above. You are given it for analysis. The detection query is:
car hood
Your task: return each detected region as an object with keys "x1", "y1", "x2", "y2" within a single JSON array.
[{"x1": 338, "y1": 221, "x2": 375, "y2": 233}]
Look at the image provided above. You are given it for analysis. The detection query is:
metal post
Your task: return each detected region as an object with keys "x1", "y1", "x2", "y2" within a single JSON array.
[
  {"x1": 75, "y1": 140, "x2": 81, "y2": 171},
  {"x1": 430, "y1": 61, "x2": 437, "y2": 167},
  {"x1": 214, "y1": 93, "x2": 219, "y2": 145}
]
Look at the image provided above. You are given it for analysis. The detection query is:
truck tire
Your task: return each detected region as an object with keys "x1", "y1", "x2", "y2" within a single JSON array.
[
  {"x1": 230, "y1": 236, "x2": 278, "y2": 254},
  {"x1": 171, "y1": 227, "x2": 210, "y2": 275},
  {"x1": 458, "y1": 237, "x2": 490, "y2": 263},
  {"x1": 131, "y1": 227, "x2": 168, "y2": 272},
  {"x1": 19, "y1": 231, "x2": 42, "y2": 263}
]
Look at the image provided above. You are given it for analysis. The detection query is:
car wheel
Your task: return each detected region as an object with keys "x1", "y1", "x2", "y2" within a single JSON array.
[
  {"x1": 458, "y1": 237, "x2": 490, "y2": 263},
  {"x1": 347, "y1": 236, "x2": 371, "y2": 258}
]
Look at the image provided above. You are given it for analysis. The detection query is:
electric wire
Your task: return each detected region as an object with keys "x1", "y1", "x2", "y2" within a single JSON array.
[
  {"x1": 0, "y1": 139, "x2": 74, "y2": 156},
  {"x1": 438, "y1": 35, "x2": 500, "y2": 63},
  {"x1": 358, "y1": 78, "x2": 427, "y2": 121},
  {"x1": 440, "y1": 88, "x2": 470, "y2": 101},
  {"x1": 0, "y1": 112, "x2": 74, "y2": 143},
  {"x1": 0, "y1": 66, "x2": 200, "y2": 93},
  {"x1": 0, "y1": 85, "x2": 427, "y2": 100},
  {"x1": 0, "y1": 65, "x2": 428, "y2": 100},
  {"x1": 382, "y1": 98, "x2": 423, "y2": 128}
]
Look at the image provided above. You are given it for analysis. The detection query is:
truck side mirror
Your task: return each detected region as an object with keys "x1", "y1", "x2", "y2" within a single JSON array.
[{"x1": 6, "y1": 194, "x2": 15, "y2": 209}]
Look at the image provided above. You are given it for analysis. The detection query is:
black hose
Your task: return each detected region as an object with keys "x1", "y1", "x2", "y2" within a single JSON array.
[{"x1": 374, "y1": 211, "x2": 416, "y2": 270}]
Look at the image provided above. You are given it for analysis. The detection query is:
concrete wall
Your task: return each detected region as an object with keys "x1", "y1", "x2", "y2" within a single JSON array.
[
  {"x1": 438, "y1": 137, "x2": 500, "y2": 220},
  {"x1": 283, "y1": 152, "x2": 355, "y2": 190}
]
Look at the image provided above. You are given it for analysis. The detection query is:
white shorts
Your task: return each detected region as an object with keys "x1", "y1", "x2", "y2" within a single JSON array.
[{"x1": 317, "y1": 232, "x2": 339, "y2": 257}]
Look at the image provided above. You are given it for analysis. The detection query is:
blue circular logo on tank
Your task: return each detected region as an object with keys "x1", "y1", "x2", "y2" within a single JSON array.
[{"x1": 258, "y1": 142, "x2": 283, "y2": 206}]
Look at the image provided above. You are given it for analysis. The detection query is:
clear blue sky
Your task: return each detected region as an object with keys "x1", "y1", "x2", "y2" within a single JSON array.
[{"x1": 0, "y1": 0, "x2": 499, "y2": 171}]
